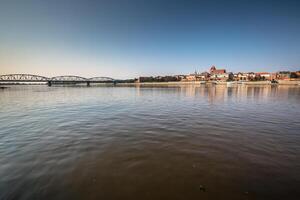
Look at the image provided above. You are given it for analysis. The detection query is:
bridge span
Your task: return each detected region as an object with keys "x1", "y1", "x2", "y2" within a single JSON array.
[{"x1": 0, "y1": 74, "x2": 118, "y2": 86}]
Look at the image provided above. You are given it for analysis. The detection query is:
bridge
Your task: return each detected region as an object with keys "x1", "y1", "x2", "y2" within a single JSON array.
[{"x1": 0, "y1": 74, "x2": 118, "y2": 86}]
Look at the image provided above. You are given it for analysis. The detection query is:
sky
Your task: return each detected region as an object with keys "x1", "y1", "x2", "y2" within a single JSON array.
[{"x1": 0, "y1": 0, "x2": 300, "y2": 79}]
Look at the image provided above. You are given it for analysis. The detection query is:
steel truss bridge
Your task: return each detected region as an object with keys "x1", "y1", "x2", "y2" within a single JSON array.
[{"x1": 0, "y1": 74, "x2": 117, "y2": 86}]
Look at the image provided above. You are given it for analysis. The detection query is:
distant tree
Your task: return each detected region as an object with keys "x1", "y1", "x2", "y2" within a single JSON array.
[{"x1": 291, "y1": 72, "x2": 297, "y2": 78}]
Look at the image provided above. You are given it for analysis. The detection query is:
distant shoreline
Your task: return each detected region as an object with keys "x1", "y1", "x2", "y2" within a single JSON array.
[
  {"x1": 1, "y1": 80, "x2": 299, "y2": 86},
  {"x1": 118, "y1": 80, "x2": 300, "y2": 86}
]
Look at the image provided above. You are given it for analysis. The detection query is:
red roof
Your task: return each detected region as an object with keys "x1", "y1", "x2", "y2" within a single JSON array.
[{"x1": 211, "y1": 69, "x2": 226, "y2": 74}]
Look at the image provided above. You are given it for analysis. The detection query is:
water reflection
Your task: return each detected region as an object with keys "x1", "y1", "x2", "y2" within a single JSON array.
[{"x1": 127, "y1": 84, "x2": 300, "y2": 104}]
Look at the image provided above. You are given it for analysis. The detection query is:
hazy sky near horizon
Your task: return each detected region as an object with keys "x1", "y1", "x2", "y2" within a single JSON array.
[{"x1": 1, "y1": 0, "x2": 300, "y2": 78}]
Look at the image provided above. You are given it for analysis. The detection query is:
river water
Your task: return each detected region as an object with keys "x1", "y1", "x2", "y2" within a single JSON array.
[{"x1": 0, "y1": 85, "x2": 299, "y2": 200}]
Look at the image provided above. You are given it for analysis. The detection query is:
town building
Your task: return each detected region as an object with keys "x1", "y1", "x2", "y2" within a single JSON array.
[
  {"x1": 255, "y1": 72, "x2": 272, "y2": 80},
  {"x1": 198, "y1": 72, "x2": 210, "y2": 80},
  {"x1": 209, "y1": 66, "x2": 226, "y2": 74},
  {"x1": 174, "y1": 75, "x2": 186, "y2": 81},
  {"x1": 209, "y1": 66, "x2": 232, "y2": 81},
  {"x1": 277, "y1": 71, "x2": 291, "y2": 80},
  {"x1": 237, "y1": 72, "x2": 248, "y2": 81},
  {"x1": 234, "y1": 72, "x2": 256, "y2": 81},
  {"x1": 184, "y1": 72, "x2": 197, "y2": 81}
]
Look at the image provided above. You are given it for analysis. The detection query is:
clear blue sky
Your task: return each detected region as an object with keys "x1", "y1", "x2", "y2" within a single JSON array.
[{"x1": 0, "y1": 0, "x2": 300, "y2": 78}]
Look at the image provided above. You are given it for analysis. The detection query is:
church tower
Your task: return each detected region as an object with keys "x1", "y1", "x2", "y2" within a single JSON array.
[{"x1": 210, "y1": 65, "x2": 216, "y2": 73}]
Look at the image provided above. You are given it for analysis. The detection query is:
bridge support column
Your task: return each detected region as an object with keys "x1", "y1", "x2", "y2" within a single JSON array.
[
  {"x1": 47, "y1": 81, "x2": 52, "y2": 87},
  {"x1": 87, "y1": 81, "x2": 90, "y2": 87}
]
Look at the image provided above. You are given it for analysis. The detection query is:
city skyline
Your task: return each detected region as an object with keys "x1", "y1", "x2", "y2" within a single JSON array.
[{"x1": 1, "y1": 0, "x2": 300, "y2": 79}]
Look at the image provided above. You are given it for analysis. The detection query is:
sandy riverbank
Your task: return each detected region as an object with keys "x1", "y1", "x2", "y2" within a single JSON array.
[{"x1": 118, "y1": 80, "x2": 300, "y2": 86}]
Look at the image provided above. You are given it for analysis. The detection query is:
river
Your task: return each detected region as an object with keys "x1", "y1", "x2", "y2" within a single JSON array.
[{"x1": 0, "y1": 85, "x2": 299, "y2": 200}]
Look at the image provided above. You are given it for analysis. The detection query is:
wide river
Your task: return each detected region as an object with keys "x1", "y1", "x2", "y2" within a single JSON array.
[{"x1": 0, "y1": 85, "x2": 299, "y2": 200}]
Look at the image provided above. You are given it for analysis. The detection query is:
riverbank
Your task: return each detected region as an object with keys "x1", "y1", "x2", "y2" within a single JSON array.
[{"x1": 117, "y1": 80, "x2": 300, "y2": 86}]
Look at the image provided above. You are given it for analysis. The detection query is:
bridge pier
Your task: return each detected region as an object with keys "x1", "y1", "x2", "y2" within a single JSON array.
[
  {"x1": 47, "y1": 81, "x2": 52, "y2": 87},
  {"x1": 87, "y1": 81, "x2": 90, "y2": 87}
]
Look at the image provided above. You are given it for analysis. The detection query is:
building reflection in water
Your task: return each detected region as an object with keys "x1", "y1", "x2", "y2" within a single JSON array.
[{"x1": 133, "y1": 84, "x2": 300, "y2": 105}]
